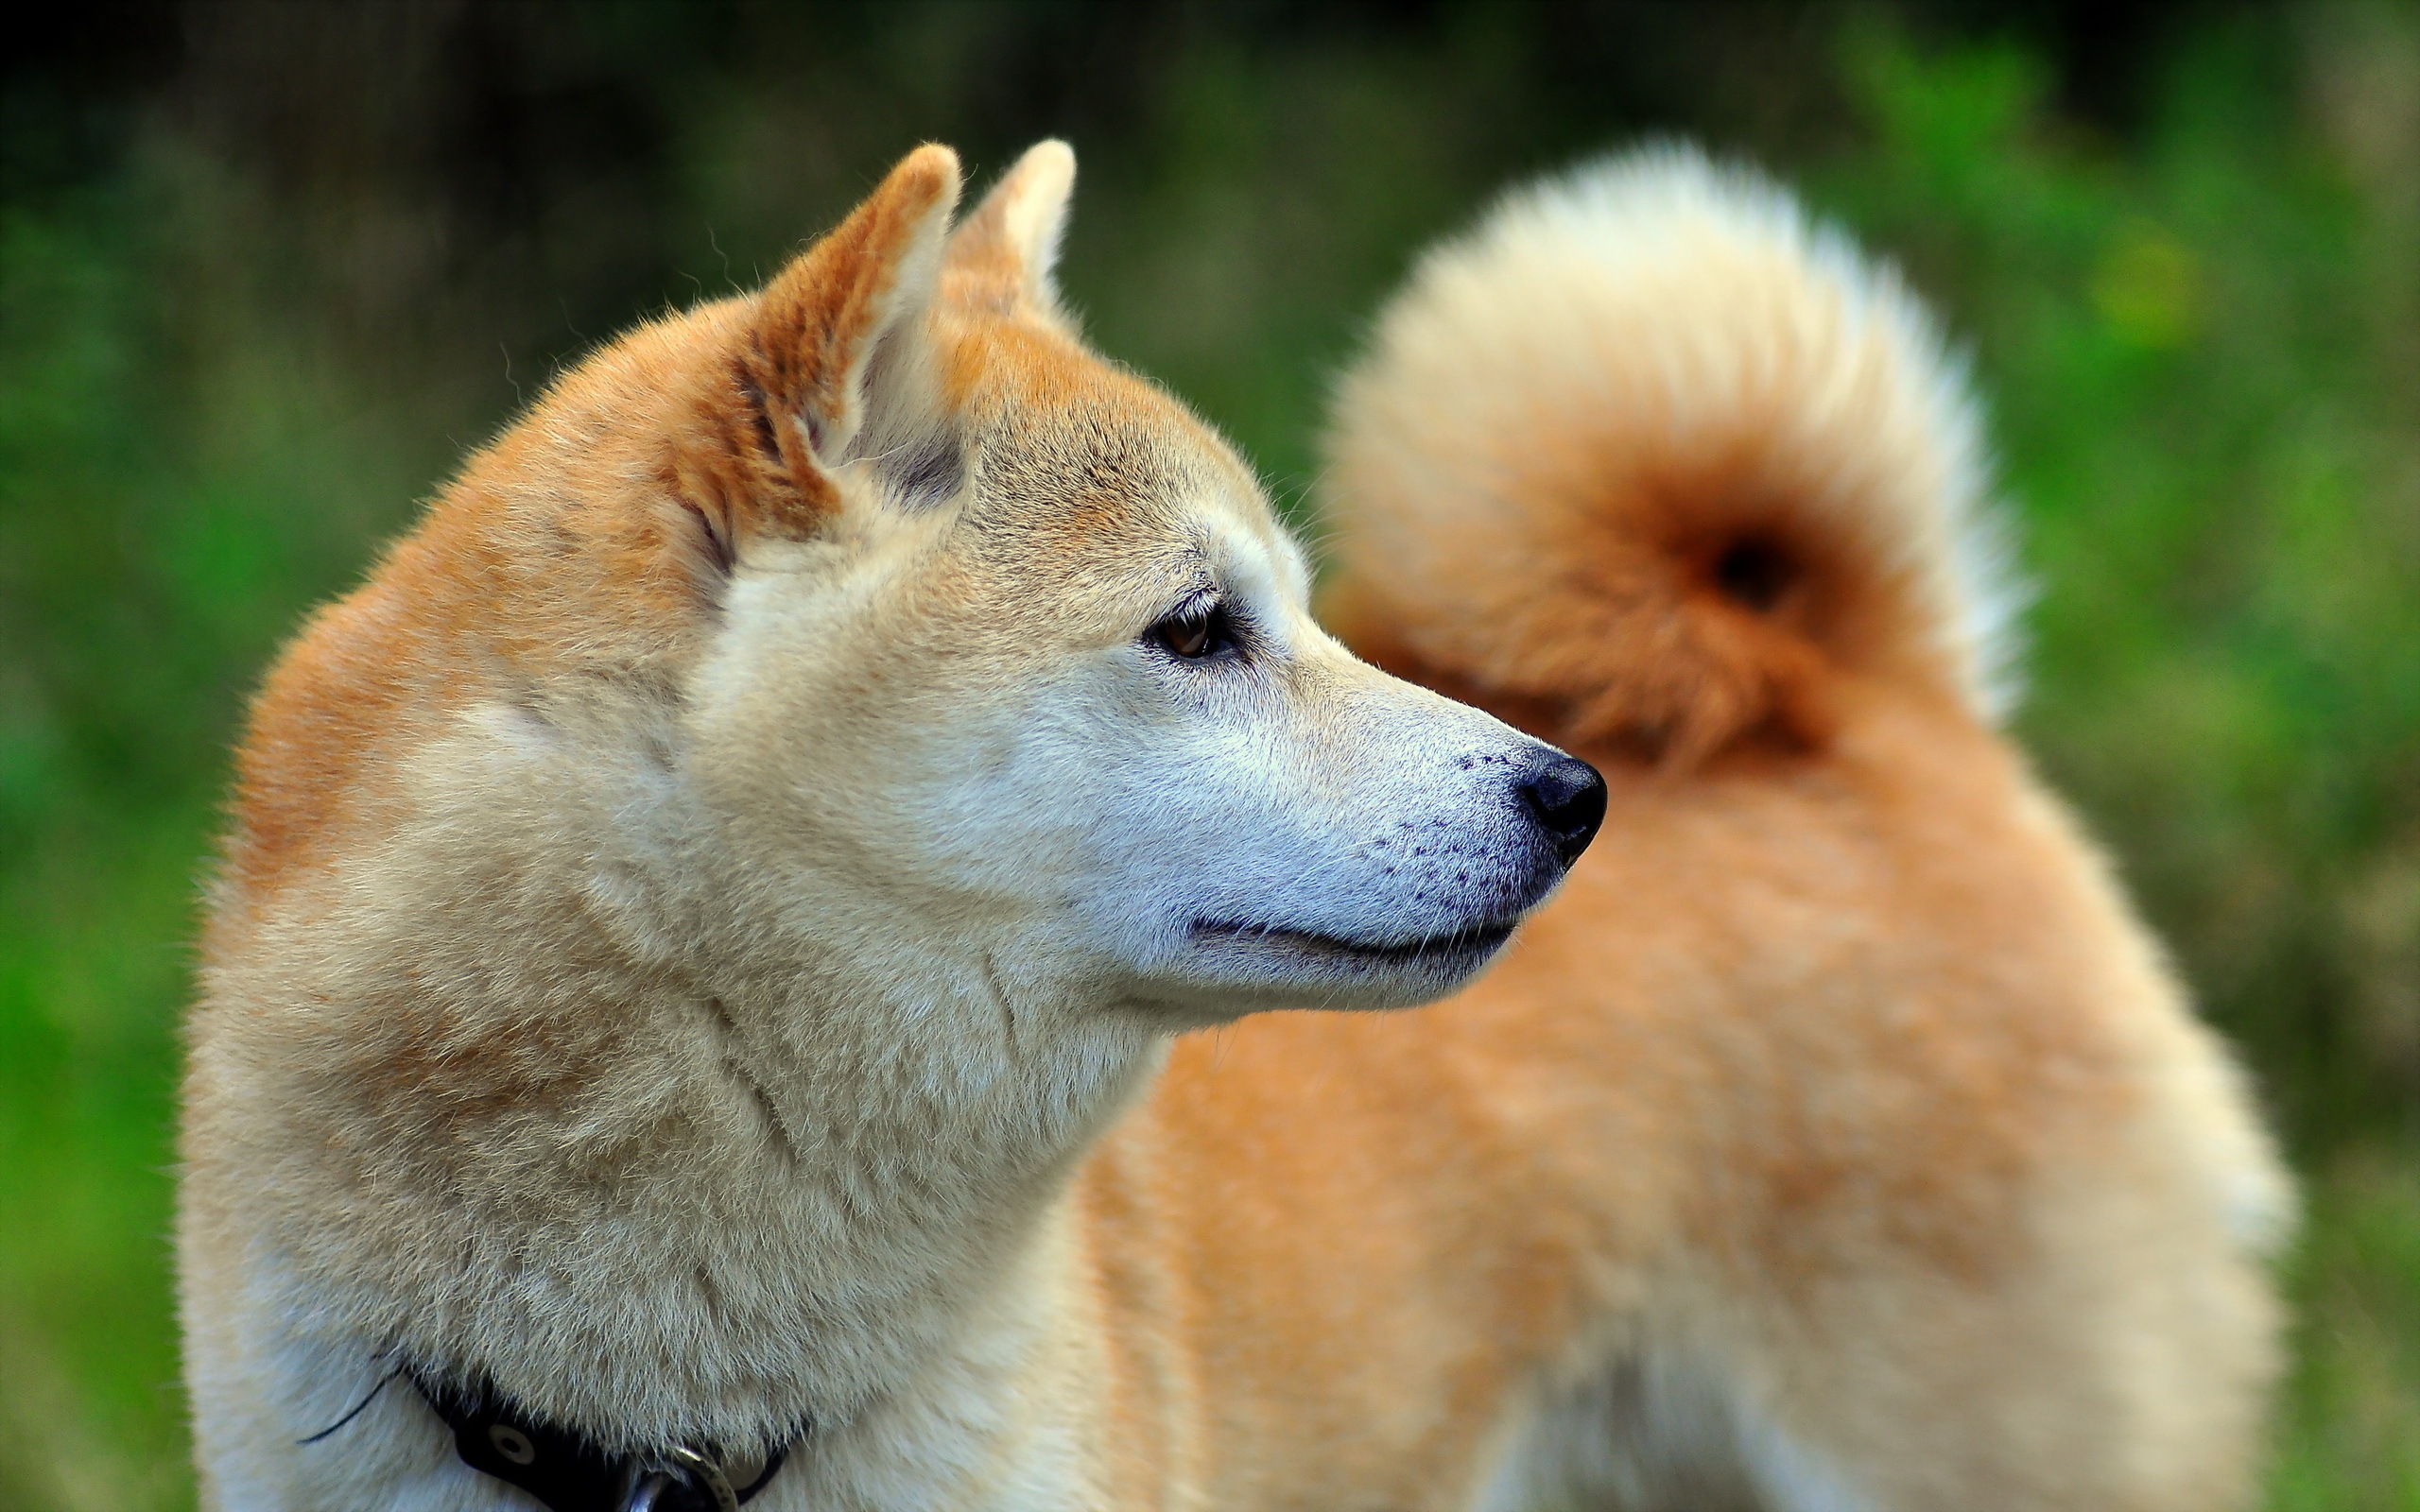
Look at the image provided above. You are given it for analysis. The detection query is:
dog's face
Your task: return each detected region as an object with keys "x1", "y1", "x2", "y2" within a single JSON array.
[{"x1": 687, "y1": 145, "x2": 1601, "y2": 1023}]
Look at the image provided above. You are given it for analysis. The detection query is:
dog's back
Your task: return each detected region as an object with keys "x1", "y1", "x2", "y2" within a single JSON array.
[{"x1": 1090, "y1": 149, "x2": 2290, "y2": 1509}]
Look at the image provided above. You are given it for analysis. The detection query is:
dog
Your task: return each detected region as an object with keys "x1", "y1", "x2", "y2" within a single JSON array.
[
  {"x1": 1309, "y1": 146, "x2": 2293, "y2": 1508},
  {"x1": 178, "y1": 140, "x2": 1603, "y2": 1509},
  {"x1": 175, "y1": 135, "x2": 2288, "y2": 1509}
]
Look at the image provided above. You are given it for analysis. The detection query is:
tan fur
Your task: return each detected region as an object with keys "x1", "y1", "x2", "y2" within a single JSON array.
[
  {"x1": 181, "y1": 140, "x2": 2289, "y2": 1512},
  {"x1": 1303, "y1": 146, "x2": 2291, "y2": 1507}
]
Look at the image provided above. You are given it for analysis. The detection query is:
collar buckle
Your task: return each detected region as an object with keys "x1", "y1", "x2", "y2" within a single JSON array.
[
  {"x1": 626, "y1": 1446, "x2": 741, "y2": 1512},
  {"x1": 405, "y1": 1372, "x2": 792, "y2": 1512}
]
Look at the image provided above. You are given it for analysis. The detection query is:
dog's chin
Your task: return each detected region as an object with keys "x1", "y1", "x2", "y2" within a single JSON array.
[{"x1": 1165, "y1": 916, "x2": 1520, "y2": 1012}]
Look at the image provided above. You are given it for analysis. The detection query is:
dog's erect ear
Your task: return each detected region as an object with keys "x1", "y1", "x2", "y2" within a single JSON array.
[
  {"x1": 698, "y1": 145, "x2": 961, "y2": 542},
  {"x1": 942, "y1": 140, "x2": 1076, "y2": 324}
]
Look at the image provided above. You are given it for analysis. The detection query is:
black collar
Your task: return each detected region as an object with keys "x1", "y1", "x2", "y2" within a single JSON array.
[{"x1": 410, "y1": 1373, "x2": 797, "y2": 1512}]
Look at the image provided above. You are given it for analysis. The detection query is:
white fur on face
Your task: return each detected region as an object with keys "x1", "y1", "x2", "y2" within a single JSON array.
[{"x1": 689, "y1": 440, "x2": 1579, "y2": 1028}]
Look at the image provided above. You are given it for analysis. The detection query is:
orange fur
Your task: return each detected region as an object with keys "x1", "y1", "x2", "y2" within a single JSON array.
[
  {"x1": 183, "y1": 141, "x2": 2288, "y2": 1512},
  {"x1": 1273, "y1": 147, "x2": 2289, "y2": 1507},
  {"x1": 218, "y1": 147, "x2": 959, "y2": 908}
]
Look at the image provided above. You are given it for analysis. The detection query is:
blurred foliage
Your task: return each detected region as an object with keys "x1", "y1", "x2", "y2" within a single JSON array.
[{"x1": 2, "y1": 2, "x2": 2415, "y2": 1506}]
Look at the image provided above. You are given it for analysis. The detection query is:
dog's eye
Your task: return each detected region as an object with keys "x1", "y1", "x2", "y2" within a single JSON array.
[{"x1": 1150, "y1": 603, "x2": 1241, "y2": 662}]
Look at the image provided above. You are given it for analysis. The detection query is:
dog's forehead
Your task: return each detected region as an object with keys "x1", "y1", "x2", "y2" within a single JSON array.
[{"x1": 953, "y1": 336, "x2": 1295, "y2": 592}]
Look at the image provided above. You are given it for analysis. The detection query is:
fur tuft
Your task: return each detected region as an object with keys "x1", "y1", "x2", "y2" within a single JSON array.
[{"x1": 1322, "y1": 144, "x2": 2024, "y2": 765}]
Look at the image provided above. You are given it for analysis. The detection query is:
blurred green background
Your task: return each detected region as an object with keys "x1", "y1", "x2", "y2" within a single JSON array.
[{"x1": 3, "y1": 2, "x2": 2415, "y2": 1505}]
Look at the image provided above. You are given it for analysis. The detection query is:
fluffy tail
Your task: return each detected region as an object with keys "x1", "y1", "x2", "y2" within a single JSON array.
[{"x1": 1319, "y1": 146, "x2": 2019, "y2": 766}]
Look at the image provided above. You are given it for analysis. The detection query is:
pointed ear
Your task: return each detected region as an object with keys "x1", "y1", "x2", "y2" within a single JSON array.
[
  {"x1": 717, "y1": 145, "x2": 960, "y2": 536},
  {"x1": 942, "y1": 140, "x2": 1076, "y2": 323}
]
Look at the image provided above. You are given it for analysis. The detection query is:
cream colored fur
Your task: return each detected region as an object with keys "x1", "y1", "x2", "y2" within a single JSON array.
[
  {"x1": 1330, "y1": 146, "x2": 2028, "y2": 721},
  {"x1": 181, "y1": 143, "x2": 1591, "y2": 1509},
  {"x1": 181, "y1": 137, "x2": 2291, "y2": 1512}
]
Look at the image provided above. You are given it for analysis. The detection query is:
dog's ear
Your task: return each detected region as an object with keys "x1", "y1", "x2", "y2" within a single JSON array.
[
  {"x1": 691, "y1": 144, "x2": 962, "y2": 544},
  {"x1": 942, "y1": 140, "x2": 1076, "y2": 325}
]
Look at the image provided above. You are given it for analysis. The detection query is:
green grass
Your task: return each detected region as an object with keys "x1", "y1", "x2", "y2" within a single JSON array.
[
  {"x1": 2, "y1": 6, "x2": 2414, "y2": 1505},
  {"x1": 2277, "y1": 1152, "x2": 2420, "y2": 1507}
]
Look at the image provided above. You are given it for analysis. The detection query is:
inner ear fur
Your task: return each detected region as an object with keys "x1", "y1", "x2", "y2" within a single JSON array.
[
  {"x1": 942, "y1": 140, "x2": 1077, "y2": 325},
  {"x1": 681, "y1": 144, "x2": 963, "y2": 546}
]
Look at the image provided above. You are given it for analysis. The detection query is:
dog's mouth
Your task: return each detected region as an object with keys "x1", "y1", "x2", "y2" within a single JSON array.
[{"x1": 1186, "y1": 917, "x2": 1520, "y2": 970}]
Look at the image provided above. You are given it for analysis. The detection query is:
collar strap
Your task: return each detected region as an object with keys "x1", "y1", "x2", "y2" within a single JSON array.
[{"x1": 410, "y1": 1374, "x2": 793, "y2": 1512}]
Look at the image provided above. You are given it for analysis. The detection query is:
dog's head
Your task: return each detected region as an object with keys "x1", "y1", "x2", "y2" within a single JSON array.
[
  {"x1": 667, "y1": 144, "x2": 1601, "y2": 1022},
  {"x1": 230, "y1": 145, "x2": 1599, "y2": 1033}
]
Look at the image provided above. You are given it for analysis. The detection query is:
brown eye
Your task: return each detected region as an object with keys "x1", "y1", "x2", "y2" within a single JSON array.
[
  {"x1": 1164, "y1": 615, "x2": 1211, "y2": 658},
  {"x1": 1150, "y1": 603, "x2": 1239, "y2": 662}
]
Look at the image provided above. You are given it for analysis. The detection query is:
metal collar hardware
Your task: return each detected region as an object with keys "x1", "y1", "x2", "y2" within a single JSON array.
[{"x1": 410, "y1": 1374, "x2": 794, "y2": 1512}]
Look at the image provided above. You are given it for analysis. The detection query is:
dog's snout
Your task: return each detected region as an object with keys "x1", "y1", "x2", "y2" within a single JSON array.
[{"x1": 1519, "y1": 753, "x2": 1607, "y2": 868}]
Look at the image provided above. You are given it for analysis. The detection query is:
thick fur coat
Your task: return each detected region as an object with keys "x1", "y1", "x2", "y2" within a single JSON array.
[{"x1": 180, "y1": 140, "x2": 2288, "y2": 1511}]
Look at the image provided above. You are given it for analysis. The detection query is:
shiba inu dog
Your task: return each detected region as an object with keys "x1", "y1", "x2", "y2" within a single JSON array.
[
  {"x1": 1309, "y1": 148, "x2": 2293, "y2": 1508},
  {"x1": 178, "y1": 141, "x2": 1605, "y2": 1509},
  {"x1": 176, "y1": 133, "x2": 2286, "y2": 1512}
]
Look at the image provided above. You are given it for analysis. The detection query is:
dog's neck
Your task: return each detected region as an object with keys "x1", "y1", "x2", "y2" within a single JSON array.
[
  {"x1": 666, "y1": 914, "x2": 1167, "y2": 1438},
  {"x1": 235, "y1": 713, "x2": 1171, "y2": 1459}
]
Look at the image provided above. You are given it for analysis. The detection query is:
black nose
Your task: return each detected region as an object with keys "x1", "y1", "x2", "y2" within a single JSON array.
[{"x1": 1519, "y1": 753, "x2": 1607, "y2": 868}]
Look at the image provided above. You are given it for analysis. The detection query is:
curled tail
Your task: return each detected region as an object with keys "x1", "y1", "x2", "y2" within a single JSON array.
[{"x1": 1320, "y1": 146, "x2": 2019, "y2": 765}]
